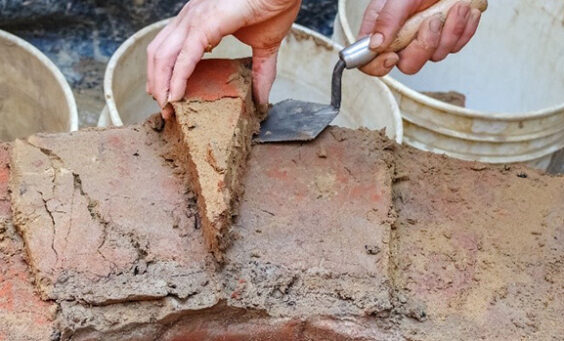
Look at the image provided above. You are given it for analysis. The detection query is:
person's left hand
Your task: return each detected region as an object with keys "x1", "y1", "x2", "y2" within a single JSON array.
[
  {"x1": 146, "y1": 0, "x2": 301, "y2": 119},
  {"x1": 358, "y1": 0, "x2": 482, "y2": 76}
]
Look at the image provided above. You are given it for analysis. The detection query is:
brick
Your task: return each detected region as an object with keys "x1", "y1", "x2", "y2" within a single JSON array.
[
  {"x1": 184, "y1": 58, "x2": 244, "y2": 101},
  {"x1": 48, "y1": 126, "x2": 397, "y2": 340},
  {"x1": 6, "y1": 118, "x2": 564, "y2": 340},
  {"x1": 0, "y1": 143, "x2": 57, "y2": 341},
  {"x1": 223, "y1": 127, "x2": 396, "y2": 318},
  {"x1": 171, "y1": 58, "x2": 264, "y2": 260},
  {"x1": 162, "y1": 315, "x2": 304, "y2": 341},
  {"x1": 392, "y1": 147, "x2": 564, "y2": 339},
  {"x1": 9, "y1": 123, "x2": 216, "y2": 305}
]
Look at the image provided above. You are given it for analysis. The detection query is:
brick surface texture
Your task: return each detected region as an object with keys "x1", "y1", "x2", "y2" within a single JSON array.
[
  {"x1": 0, "y1": 59, "x2": 563, "y2": 340},
  {"x1": 0, "y1": 143, "x2": 57, "y2": 341}
]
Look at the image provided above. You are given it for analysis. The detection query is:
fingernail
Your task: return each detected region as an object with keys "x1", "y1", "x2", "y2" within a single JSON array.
[
  {"x1": 430, "y1": 16, "x2": 444, "y2": 33},
  {"x1": 458, "y1": 4, "x2": 470, "y2": 19},
  {"x1": 384, "y1": 56, "x2": 398, "y2": 69},
  {"x1": 370, "y1": 33, "x2": 384, "y2": 50}
]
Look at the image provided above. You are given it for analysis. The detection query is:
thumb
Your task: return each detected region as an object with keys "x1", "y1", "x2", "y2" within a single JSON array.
[{"x1": 251, "y1": 46, "x2": 280, "y2": 105}]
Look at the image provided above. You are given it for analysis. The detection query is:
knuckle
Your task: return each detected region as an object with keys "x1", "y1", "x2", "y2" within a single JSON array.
[
  {"x1": 375, "y1": 10, "x2": 396, "y2": 31},
  {"x1": 452, "y1": 23, "x2": 466, "y2": 37},
  {"x1": 431, "y1": 53, "x2": 446, "y2": 62},
  {"x1": 398, "y1": 61, "x2": 420, "y2": 75}
]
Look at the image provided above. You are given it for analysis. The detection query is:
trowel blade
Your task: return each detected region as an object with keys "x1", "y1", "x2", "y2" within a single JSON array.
[{"x1": 254, "y1": 99, "x2": 339, "y2": 143}]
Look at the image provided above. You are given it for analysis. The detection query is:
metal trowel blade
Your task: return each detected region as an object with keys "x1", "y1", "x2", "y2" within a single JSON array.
[{"x1": 254, "y1": 99, "x2": 339, "y2": 143}]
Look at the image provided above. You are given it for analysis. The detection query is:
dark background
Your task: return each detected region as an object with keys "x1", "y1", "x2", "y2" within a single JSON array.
[{"x1": 0, "y1": 0, "x2": 338, "y2": 126}]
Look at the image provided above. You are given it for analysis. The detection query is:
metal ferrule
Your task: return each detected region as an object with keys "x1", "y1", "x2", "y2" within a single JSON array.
[{"x1": 338, "y1": 36, "x2": 379, "y2": 69}]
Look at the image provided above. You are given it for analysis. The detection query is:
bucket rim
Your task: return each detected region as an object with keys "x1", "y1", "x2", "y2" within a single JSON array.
[
  {"x1": 0, "y1": 29, "x2": 79, "y2": 132},
  {"x1": 403, "y1": 133, "x2": 564, "y2": 164}
]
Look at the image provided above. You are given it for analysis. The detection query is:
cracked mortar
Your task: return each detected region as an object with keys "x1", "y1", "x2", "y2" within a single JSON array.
[
  {"x1": 9, "y1": 124, "x2": 216, "y2": 306},
  {"x1": 8, "y1": 120, "x2": 403, "y2": 339},
  {"x1": 3, "y1": 121, "x2": 564, "y2": 340},
  {"x1": 3, "y1": 57, "x2": 564, "y2": 339}
]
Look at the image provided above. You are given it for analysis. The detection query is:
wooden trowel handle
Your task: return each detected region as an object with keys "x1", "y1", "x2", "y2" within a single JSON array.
[{"x1": 339, "y1": 0, "x2": 488, "y2": 69}]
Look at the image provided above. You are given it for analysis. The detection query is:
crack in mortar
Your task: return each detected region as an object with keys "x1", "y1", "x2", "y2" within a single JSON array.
[
  {"x1": 19, "y1": 140, "x2": 119, "y2": 273},
  {"x1": 72, "y1": 172, "x2": 117, "y2": 270},
  {"x1": 20, "y1": 140, "x2": 66, "y2": 265},
  {"x1": 38, "y1": 190, "x2": 60, "y2": 263}
]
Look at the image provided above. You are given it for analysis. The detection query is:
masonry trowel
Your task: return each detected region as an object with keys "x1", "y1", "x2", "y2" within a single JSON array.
[{"x1": 255, "y1": 0, "x2": 487, "y2": 143}]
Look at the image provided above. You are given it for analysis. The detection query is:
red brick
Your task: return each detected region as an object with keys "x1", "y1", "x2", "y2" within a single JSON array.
[
  {"x1": 0, "y1": 142, "x2": 57, "y2": 341},
  {"x1": 6, "y1": 120, "x2": 564, "y2": 340},
  {"x1": 48, "y1": 127, "x2": 397, "y2": 339},
  {"x1": 9, "y1": 124, "x2": 216, "y2": 305},
  {"x1": 224, "y1": 127, "x2": 395, "y2": 317},
  {"x1": 185, "y1": 59, "x2": 249, "y2": 101},
  {"x1": 163, "y1": 316, "x2": 304, "y2": 341}
]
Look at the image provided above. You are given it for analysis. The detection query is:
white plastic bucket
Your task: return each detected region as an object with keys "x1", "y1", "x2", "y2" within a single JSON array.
[
  {"x1": 100, "y1": 21, "x2": 403, "y2": 144},
  {"x1": 335, "y1": 0, "x2": 564, "y2": 169},
  {"x1": 0, "y1": 30, "x2": 78, "y2": 142}
]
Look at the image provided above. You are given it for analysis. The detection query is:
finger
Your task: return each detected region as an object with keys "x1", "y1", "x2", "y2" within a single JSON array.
[
  {"x1": 360, "y1": 51, "x2": 399, "y2": 77},
  {"x1": 251, "y1": 45, "x2": 280, "y2": 105},
  {"x1": 452, "y1": 8, "x2": 481, "y2": 53},
  {"x1": 359, "y1": 0, "x2": 387, "y2": 37},
  {"x1": 147, "y1": 21, "x2": 177, "y2": 95},
  {"x1": 161, "y1": 103, "x2": 174, "y2": 120},
  {"x1": 397, "y1": 14, "x2": 443, "y2": 75},
  {"x1": 431, "y1": 2, "x2": 470, "y2": 62},
  {"x1": 169, "y1": 28, "x2": 208, "y2": 102},
  {"x1": 368, "y1": 0, "x2": 437, "y2": 50},
  {"x1": 152, "y1": 27, "x2": 188, "y2": 108}
]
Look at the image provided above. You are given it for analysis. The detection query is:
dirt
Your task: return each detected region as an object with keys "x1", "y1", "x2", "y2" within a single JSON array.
[
  {"x1": 171, "y1": 59, "x2": 263, "y2": 261},
  {"x1": 422, "y1": 91, "x2": 466, "y2": 107},
  {"x1": 4, "y1": 120, "x2": 563, "y2": 339},
  {"x1": 223, "y1": 127, "x2": 396, "y2": 319},
  {"x1": 391, "y1": 145, "x2": 564, "y2": 340}
]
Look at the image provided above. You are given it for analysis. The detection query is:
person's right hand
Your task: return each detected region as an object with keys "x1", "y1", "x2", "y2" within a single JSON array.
[
  {"x1": 358, "y1": 0, "x2": 482, "y2": 76},
  {"x1": 146, "y1": 0, "x2": 301, "y2": 119}
]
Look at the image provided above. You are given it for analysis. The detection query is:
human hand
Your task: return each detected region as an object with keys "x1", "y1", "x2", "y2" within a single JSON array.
[
  {"x1": 147, "y1": 0, "x2": 301, "y2": 119},
  {"x1": 358, "y1": 0, "x2": 482, "y2": 76}
]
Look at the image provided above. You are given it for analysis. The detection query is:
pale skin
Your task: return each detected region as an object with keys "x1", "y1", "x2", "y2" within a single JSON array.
[{"x1": 147, "y1": 0, "x2": 482, "y2": 119}]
